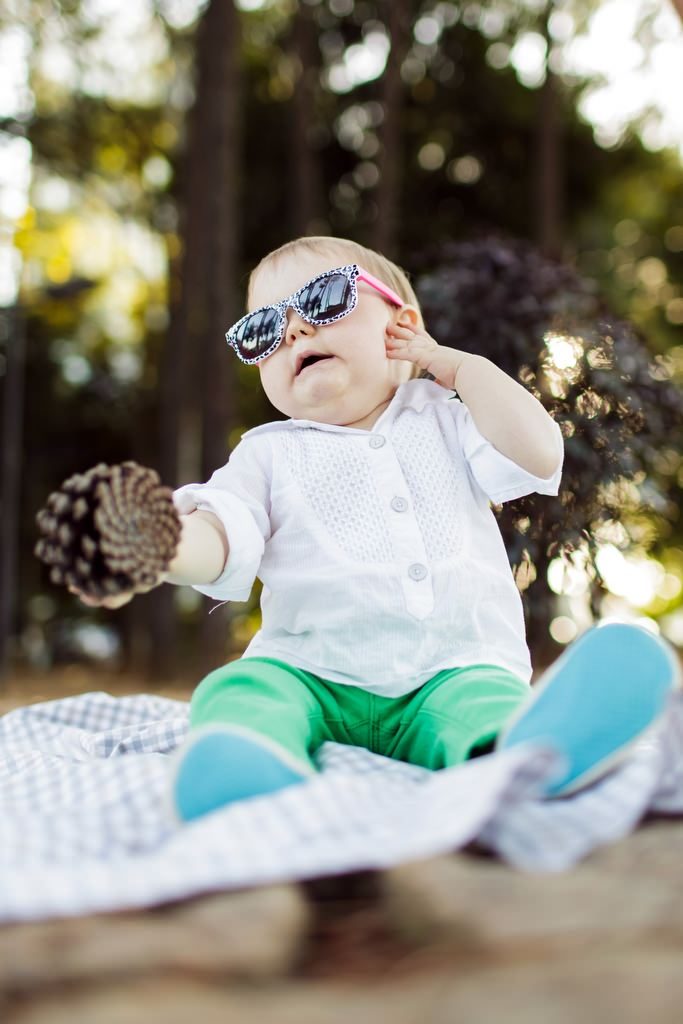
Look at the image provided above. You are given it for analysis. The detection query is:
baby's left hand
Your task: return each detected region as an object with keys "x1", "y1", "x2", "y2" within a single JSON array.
[{"x1": 385, "y1": 323, "x2": 465, "y2": 390}]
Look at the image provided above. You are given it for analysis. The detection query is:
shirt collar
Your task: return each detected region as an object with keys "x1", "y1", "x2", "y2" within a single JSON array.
[{"x1": 240, "y1": 379, "x2": 455, "y2": 440}]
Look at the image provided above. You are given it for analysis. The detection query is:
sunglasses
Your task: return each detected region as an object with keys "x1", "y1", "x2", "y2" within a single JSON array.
[{"x1": 225, "y1": 263, "x2": 404, "y2": 365}]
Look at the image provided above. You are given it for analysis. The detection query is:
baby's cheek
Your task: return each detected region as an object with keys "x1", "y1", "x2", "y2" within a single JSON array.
[{"x1": 257, "y1": 363, "x2": 284, "y2": 405}]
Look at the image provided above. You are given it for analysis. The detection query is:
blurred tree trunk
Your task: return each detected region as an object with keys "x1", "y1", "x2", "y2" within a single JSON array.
[
  {"x1": 374, "y1": 0, "x2": 411, "y2": 258},
  {"x1": 289, "y1": 3, "x2": 324, "y2": 236},
  {"x1": 0, "y1": 307, "x2": 25, "y2": 685},
  {"x1": 142, "y1": 251, "x2": 187, "y2": 682},
  {"x1": 196, "y1": 0, "x2": 243, "y2": 678},
  {"x1": 145, "y1": 0, "x2": 243, "y2": 683},
  {"x1": 535, "y1": 9, "x2": 563, "y2": 260}
]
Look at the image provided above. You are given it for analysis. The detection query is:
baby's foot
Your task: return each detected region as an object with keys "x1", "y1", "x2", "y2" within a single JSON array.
[
  {"x1": 496, "y1": 622, "x2": 680, "y2": 797},
  {"x1": 171, "y1": 725, "x2": 314, "y2": 821}
]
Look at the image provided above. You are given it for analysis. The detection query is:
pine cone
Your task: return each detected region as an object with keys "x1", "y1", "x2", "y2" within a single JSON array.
[{"x1": 34, "y1": 462, "x2": 181, "y2": 599}]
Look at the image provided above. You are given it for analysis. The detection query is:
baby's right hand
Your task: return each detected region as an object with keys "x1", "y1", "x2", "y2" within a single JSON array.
[
  {"x1": 67, "y1": 573, "x2": 167, "y2": 610},
  {"x1": 68, "y1": 586, "x2": 135, "y2": 610}
]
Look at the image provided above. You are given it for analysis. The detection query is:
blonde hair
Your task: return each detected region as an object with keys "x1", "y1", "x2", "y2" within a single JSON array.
[{"x1": 247, "y1": 236, "x2": 428, "y2": 381}]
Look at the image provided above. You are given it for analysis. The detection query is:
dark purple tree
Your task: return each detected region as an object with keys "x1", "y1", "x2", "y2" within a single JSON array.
[{"x1": 415, "y1": 236, "x2": 683, "y2": 664}]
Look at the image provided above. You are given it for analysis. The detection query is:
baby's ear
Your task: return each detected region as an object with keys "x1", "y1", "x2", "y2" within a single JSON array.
[{"x1": 395, "y1": 305, "x2": 420, "y2": 328}]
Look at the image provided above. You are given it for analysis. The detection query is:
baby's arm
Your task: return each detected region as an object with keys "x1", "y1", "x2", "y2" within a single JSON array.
[
  {"x1": 166, "y1": 509, "x2": 229, "y2": 586},
  {"x1": 73, "y1": 509, "x2": 229, "y2": 610},
  {"x1": 445, "y1": 354, "x2": 562, "y2": 479},
  {"x1": 39, "y1": 441, "x2": 269, "y2": 610},
  {"x1": 386, "y1": 324, "x2": 562, "y2": 479}
]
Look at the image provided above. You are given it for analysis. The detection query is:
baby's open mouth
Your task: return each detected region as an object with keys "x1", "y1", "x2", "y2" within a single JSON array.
[{"x1": 296, "y1": 354, "x2": 335, "y2": 376}]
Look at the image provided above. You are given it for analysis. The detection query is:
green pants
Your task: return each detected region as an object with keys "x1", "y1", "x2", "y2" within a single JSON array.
[{"x1": 190, "y1": 657, "x2": 530, "y2": 773}]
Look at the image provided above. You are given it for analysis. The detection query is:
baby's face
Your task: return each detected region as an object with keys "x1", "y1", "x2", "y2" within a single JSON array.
[{"x1": 250, "y1": 250, "x2": 416, "y2": 430}]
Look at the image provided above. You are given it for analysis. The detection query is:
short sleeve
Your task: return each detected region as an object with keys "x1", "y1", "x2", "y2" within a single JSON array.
[
  {"x1": 452, "y1": 399, "x2": 563, "y2": 504},
  {"x1": 172, "y1": 437, "x2": 272, "y2": 602}
]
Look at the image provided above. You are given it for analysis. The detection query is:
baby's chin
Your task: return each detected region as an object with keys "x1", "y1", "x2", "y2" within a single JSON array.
[
  {"x1": 282, "y1": 396, "x2": 352, "y2": 423},
  {"x1": 277, "y1": 369, "x2": 350, "y2": 416},
  {"x1": 263, "y1": 362, "x2": 400, "y2": 425},
  {"x1": 280, "y1": 388, "x2": 370, "y2": 425}
]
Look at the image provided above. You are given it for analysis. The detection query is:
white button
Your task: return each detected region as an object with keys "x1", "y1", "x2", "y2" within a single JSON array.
[
  {"x1": 391, "y1": 496, "x2": 408, "y2": 512},
  {"x1": 408, "y1": 563, "x2": 428, "y2": 581},
  {"x1": 369, "y1": 435, "x2": 386, "y2": 449}
]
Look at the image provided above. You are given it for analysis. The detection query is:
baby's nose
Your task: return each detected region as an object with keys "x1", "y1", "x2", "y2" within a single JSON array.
[{"x1": 284, "y1": 309, "x2": 315, "y2": 344}]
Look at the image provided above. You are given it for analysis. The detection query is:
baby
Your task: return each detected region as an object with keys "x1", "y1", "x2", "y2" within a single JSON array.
[{"x1": 75, "y1": 235, "x2": 679, "y2": 819}]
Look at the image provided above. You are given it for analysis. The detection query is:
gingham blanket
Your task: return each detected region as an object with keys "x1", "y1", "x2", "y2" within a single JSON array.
[{"x1": 1, "y1": 690, "x2": 683, "y2": 922}]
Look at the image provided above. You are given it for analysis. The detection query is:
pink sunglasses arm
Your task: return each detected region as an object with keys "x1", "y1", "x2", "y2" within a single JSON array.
[{"x1": 356, "y1": 267, "x2": 404, "y2": 308}]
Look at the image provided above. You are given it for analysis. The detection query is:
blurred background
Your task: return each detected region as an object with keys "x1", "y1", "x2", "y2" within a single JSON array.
[{"x1": 0, "y1": 0, "x2": 681, "y2": 692}]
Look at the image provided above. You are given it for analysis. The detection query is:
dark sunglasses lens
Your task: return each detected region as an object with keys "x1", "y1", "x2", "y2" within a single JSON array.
[
  {"x1": 234, "y1": 307, "x2": 282, "y2": 360},
  {"x1": 298, "y1": 272, "x2": 353, "y2": 322}
]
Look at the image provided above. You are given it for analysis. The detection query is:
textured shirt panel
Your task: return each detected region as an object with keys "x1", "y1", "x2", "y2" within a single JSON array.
[
  {"x1": 280, "y1": 428, "x2": 395, "y2": 564},
  {"x1": 391, "y1": 403, "x2": 466, "y2": 562}
]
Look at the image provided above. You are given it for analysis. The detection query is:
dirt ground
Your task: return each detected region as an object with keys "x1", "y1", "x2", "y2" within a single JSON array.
[
  {"x1": 3, "y1": 668, "x2": 683, "y2": 1024},
  {"x1": 0, "y1": 664, "x2": 195, "y2": 713}
]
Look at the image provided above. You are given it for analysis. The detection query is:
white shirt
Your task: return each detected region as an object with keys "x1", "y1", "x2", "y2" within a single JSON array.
[{"x1": 173, "y1": 379, "x2": 563, "y2": 697}]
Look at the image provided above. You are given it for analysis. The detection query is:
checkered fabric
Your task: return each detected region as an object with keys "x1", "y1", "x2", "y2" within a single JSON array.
[{"x1": 2, "y1": 690, "x2": 683, "y2": 922}]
